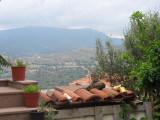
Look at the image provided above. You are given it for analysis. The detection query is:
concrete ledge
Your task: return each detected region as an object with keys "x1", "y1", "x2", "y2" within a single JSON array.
[
  {"x1": 0, "y1": 79, "x2": 11, "y2": 86},
  {"x1": 0, "y1": 107, "x2": 37, "y2": 120},
  {"x1": 0, "y1": 87, "x2": 23, "y2": 95},
  {"x1": 0, "y1": 87, "x2": 24, "y2": 108},
  {"x1": 8, "y1": 80, "x2": 38, "y2": 89},
  {"x1": 0, "y1": 107, "x2": 37, "y2": 115},
  {"x1": 53, "y1": 102, "x2": 152, "y2": 120}
]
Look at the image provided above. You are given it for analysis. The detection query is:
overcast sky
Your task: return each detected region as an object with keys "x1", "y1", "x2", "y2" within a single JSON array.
[{"x1": 0, "y1": 0, "x2": 159, "y2": 38}]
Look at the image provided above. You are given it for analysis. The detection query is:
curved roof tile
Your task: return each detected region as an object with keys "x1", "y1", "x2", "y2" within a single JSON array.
[
  {"x1": 40, "y1": 92, "x2": 55, "y2": 104},
  {"x1": 74, "y1": 88, "x2": 101, "y2": 102},
  {"x1": 63, "y1": 90, "x2": 83, "y2": 102},
  {"x1": 102, "y1": 88, "x2": 124, "y2": 101},
  {"x1": 90, "y1": 88, "x2": 113, "y2": 101},
  {"x1": 124, "y1": 90, "x2": 137, "y2": 99},
  {"x1": 53, "y1": 90, "x2": 68, "y2": 102}
]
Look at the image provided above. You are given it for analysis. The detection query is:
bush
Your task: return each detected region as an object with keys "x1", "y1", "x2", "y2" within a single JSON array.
[{"x1": 24, "y1": 84, "x2": 39, "y2": 93}]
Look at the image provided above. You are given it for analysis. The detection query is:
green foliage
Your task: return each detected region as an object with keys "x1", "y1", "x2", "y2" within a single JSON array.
[
  {"x1": 141, "y1": 96, "x2": 151, "y2": 102},
  {"x1": 0, "y1": 55, "x2": 9, "y2": 71},
  {"x1": 119, "y1": 111, "x2": 124, "y2": 118},
  {"x1": 45, "y1": 104, "x2": 55, "y2": 120},
  {"x1": 154, "y1": 97, "x2": 160, "y2": 119},
  {"x1": 87, "y1": 38, "x2": 129, "y2": 86},
  {"x1": 107, "y1": 92, "x2": 115, "y2": 97},
  {"x1": 130, "y1": 117, "x2": 152, "y2": 120},
  {"x1": 24, "y1": 84, "x2": 39, "y2": 93},
  {"x1": 126, "y1": 11, "x2": 160, "y2": 93},
  {"x1": 120, "y1": 102, "x2": 131, "y2": 111},
  {"x1": 123, "y1": 10, "x2": 160, "y2": 61},
  {"x1": 16, "y1": 59, "x2": 27, "y2": 66},
  {"x1": 8, "y1": 58, "x2": 32, "y2": 70},
  {"x1": 130, "y1": 11, "x2": 144, "y2": 20},
  {"x1": 130, "y1": 118, "x2": 137, "y2": 120},
  {"x1": 140, "y1": 117, "x2": 147, "y2": 120},
  {"x1": 120, "y1": 102, "x2": 133, "y2": 120},
  {"x1": 10, "y1": 59, "x2": 28, "y2": 66},
  {"x1": 122, "y1": 10, "x2": 160, "y2": 93},
  {"x1": 130, "y1": 62, "x2": 157, "y2": 94},
  {"x1": 38, "y1": 98, "x2": 55, "y2": 119},
  {"x1": 26, "y1": 67, "x2": 88, "y2": 89},
  {"x1": 122, "y1": 10, "x2": 160, "y2": 120},
  {"x1": 38, "y1": 98, "x2": 45, "y2": 112},
  {"x1": 120, "y1": 102, "x2": 148, "y2": 120}
]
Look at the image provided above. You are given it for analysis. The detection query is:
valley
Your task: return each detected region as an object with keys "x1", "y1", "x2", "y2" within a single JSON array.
[
  {"x1": 0, "y1": 26, "x2": 122, "y2": 89},
  {"x1": 0, "y1": 47, "x2": 96, "y2": 89}
]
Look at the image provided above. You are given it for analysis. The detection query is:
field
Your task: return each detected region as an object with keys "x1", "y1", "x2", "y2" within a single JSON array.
[{"x1": 0, "y1": 47, "x2": 96, "y2": 89}]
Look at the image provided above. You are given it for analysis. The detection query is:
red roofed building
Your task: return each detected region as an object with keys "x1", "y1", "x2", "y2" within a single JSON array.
[{"x1": 69, "y1": 76, "x2": 110, "y2": 86}]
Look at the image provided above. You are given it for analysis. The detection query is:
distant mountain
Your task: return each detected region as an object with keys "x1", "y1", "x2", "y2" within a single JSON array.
[{"x1": 0, "y1": 26, "x2": 122, "y2": 56}]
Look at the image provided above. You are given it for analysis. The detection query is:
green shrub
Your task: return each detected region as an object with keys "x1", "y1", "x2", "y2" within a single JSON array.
[
  {"x1": 16, "y1": 59, "x2": 27, "y2": 66},
  {"x1": 10, "y1": 59, "x2": 32, "y2": 70},
  {"x1": 24, "y1": 84, "x2": 39, "y2": 93}
]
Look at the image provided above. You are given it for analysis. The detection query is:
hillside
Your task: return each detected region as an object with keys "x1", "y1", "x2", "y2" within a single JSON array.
[
  {"x1": 0, "y1": 47, "x2": 96, "y2": 89},
  {"x1": 30, "y1": 47, "x2": 96, "y2": 65},
  {"x1": 0, "y1": 26, "x2": 122, "y2": 88},
  {"x1": 0, "y1": 26, "x2": 122, "y2": 56}
]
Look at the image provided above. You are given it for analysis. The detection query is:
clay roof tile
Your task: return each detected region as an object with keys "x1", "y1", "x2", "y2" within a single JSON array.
[
  {"x1": 53, "y1": 90, "x2": 68, "y2": 102},
  {"x1": 74, "y1": 88, "x2": 101, "y2": 102},
  {"x1": 90, "y1": 88, "x2": 113, "y2": 101},
  {"x1": 70, "y1": 76, "x2": 110, "y2": 86},
  {"x1": 40, "y1": 92, "x2": 55, "y2": 104},
  {"x1": 102, "y1": 88, "x2": 124, "y2": 101},
  {"x1": 63, "y1": 90, "x2": 83, "y2": 102},
  {"x1": 124, "y1": 90, "x2": 137, "y2": 99}
]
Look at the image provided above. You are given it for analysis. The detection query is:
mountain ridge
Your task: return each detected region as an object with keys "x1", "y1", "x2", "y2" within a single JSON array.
[{"x1": 0, "y1": 26, "x2": 122, "y2": 56}]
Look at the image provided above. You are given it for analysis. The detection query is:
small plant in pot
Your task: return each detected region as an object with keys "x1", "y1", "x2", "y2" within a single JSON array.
[
  {"x1": 10, "y1": 59, "x2": 28, "y2": 81},
  {"x1": 30, "y1": 97, "x2": 55, "y2": 120},
  {"x1": 30, "y1": 98, "x2": 45, "y2": 120},
  {"x1": 45, "y1": 104, "x2": 55, "y2": 120},
  {"x1": 24, "y1": 84, "x2": 40, "y2": 108}
]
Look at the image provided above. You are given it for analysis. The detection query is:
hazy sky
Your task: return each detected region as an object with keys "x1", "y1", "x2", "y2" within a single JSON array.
[{"x1": 0, "y1": 0, "x2": 159, "y2": 38}]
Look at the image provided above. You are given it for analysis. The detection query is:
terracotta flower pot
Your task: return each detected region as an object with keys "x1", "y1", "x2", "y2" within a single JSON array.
[
  {"x1": 24, "y1": 93, "x2": 39, "y2": 107},
  {"x1": 11, "y1": 66, "x2": 26, "y2": 81}
]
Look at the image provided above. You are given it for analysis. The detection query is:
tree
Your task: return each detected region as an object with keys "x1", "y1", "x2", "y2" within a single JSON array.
[
  {"x1": 122, "y1": 11, "x2": 160, "y2": 94},
  {"x1": 88, "y1": 38, "x2": 129, "y2": 86},
  {"x1": 89, "y1": 11, "x2": 160, "y2": 91},
  {"x1": 123, "y1": 10, "x2": 160, "y2": 64},
  {"x1": 122, "y1": 11, "x2": 160, "y2": 119},
  {"x1": 88, "y1": 10, "x2": 160, "y2": 118}
]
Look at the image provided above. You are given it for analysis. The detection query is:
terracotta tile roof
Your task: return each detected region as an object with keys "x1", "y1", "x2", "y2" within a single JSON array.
[
  {"x1": 124, "y1": 90, "x2": 137, "y2": 99},
  {"x1": 69, "y1": 76, "x2": 110, "y2": 86},
  {"x1": 90, "y1": 88, "x2": 113, "y2": 101},
  {"x1": 49, "y1": 90, "x2": 68, "y2": 102},
  {"x1": 62, "y1": 90, "x2": 82, "y2": 102},
  {"x1": 40, "y1": 92, "x2": 55, "y2": 105},
  {"x1": 102, "y1": 88, "x2": 124, "y2": 101},
  {"x1": 41, "y1": 85, "x2": 137, "y2": 108},
  {"x1": 69, "y1": 77, "x2": 91, "y2": 85},
  {"x1": 70, "y1": 73, "x2": 128, "y2": 87},
  {"x1": 74, "y1": 88, "x2": 101, "y2": 102},
  {"x1": 55, "y1": 85, "x2": 88, "y2": 92}
]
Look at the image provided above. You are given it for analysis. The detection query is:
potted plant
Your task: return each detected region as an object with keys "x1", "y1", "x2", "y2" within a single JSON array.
[
  {"x1": 30, "y1": 97, "x2": 55, "y2": 120},
  {"x1": 44, "y1": 104, "x2": 55, "y2": 120},
  {"x1": 10, "y1": 59, "x2": 28, "y2": 81},
  {"x1": 24, "y1": 84, "x2": 40, "y2": 107},
  {"x1": 30, "y1": 98, "x2": 45, "y2": 120}
]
